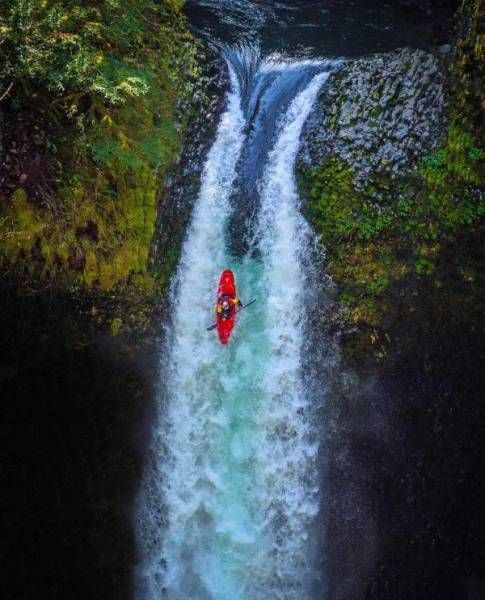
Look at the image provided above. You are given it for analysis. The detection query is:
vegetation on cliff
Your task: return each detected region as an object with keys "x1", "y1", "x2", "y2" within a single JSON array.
[
  {"x1": 0, "y1": 0, "x2": 198, "y2": 293},
  {"x1": 302, "y1": 0, "x2": 484, "y2": 364}
]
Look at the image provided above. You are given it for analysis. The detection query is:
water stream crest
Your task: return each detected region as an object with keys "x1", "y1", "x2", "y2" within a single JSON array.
[{"x1": 136, "y1": 47, "x2": 338, "y2": 600}]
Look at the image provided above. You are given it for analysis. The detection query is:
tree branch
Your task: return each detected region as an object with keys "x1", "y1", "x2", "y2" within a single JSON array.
[{"x1": 0, "y1": 82, "x2": 14, "y2": 103}]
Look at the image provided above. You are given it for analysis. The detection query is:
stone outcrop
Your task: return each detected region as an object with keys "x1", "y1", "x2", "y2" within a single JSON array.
[{"x1": 300, "y1": 48, "x2": 446, "y2": 184}]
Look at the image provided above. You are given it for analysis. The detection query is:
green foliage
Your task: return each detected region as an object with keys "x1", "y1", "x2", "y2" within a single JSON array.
[
  {"x1": 0, "y1": 0, "x2": 197, "y2": 169},
  {"x1": 0, "y1": 188, "x2": 43, "y2": 261},
  {"x1": 468, "y1": 147, "x2": 485, "y2": 161},
  {"x1": 306, "y1": 159, "x2": 409, "y2": 246},
  {"x1": 339, "y1": 291, "x2": 358, "y2": 305},
  {"x1": 415, "y1": 256, "x2": 434, "y2": 275},
  {"x1": 0, "y1": 0, "x2": 199, "y2": 293},
  {"x1": 368, "y1": 274, "x2": 389, "y2": 294},
  {"x1": 420, "y1": 150, "x2": 446, "y2": 170},
  {"x1": 1, "y1": 1, "x2": 184, "y2": 104},
  {"x1": 0, "y1": 168, "x2": 161, "y2": 290},
  {"x1": 307, "y1": 158, "x2": 356, "y2": 239}
]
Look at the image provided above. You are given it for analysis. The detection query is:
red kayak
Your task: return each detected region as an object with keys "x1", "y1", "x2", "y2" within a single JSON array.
[{"x1": 216, "y1": 269, "x2": 238, "y2": 345}]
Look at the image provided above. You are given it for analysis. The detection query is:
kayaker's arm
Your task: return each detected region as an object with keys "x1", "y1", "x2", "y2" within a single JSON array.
[{"x1": 236, "y1": 299, "x2": 256, "y2": 312}]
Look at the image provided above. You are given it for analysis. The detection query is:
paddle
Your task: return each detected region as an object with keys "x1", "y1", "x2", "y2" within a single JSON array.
[{"x1": 206, "y1": 299, "x2": 257, "y2": 331}]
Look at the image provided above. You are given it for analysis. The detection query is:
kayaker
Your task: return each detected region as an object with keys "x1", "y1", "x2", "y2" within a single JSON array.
[{"x1": 217, "y1": 295, "x2": 242, "y2": 319}]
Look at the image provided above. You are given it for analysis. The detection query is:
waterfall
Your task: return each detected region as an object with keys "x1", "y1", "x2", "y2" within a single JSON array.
[{"x1": 136, "y1": 47, "x2": 337, "y2": 600}]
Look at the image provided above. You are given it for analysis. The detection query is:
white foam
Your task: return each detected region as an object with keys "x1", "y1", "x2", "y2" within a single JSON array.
[{"x1": 255, "y1": 70, "x2": 331, "y2": 597}]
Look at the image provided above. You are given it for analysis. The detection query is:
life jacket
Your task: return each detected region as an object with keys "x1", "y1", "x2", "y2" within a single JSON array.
[{"x1": 217, "y1": 294, "x2": 238, "y2": 319}]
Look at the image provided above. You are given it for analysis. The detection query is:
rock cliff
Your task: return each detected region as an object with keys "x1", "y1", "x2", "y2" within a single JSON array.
[{"x1": 301, "y1": 48, "x2": 446, "y2": 185}]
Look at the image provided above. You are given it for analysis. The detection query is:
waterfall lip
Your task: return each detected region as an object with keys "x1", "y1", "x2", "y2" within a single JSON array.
[
  {"x1": 259, "y1": 56, "x2": 329, "y2": 73},
  {"x1": 224, "y1": 47, "x2": 344, "y2": 258},
  {"x1": 222, "y1": 44, "x2": 344, "y2": 113}
]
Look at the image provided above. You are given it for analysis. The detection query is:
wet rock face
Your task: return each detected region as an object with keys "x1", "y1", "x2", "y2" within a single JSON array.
[
  {"x1": 150, "y1": 46, "x2": 228, "y2": 281},
  {"x1": 300, "y1": 48, "x2": 446, "y2": 184}
]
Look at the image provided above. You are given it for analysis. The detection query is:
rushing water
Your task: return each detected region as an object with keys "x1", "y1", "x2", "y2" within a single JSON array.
[{"x1": 136, "y1": 48, "x2": 338, "y2": 599}]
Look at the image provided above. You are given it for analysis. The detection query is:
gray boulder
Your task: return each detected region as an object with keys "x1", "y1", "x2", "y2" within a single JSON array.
[{"x1": 300, "y1": 48, "x2": 447, "y2": 187}]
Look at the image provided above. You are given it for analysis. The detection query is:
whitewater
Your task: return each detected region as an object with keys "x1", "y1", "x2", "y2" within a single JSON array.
[{"x1": 136, "y1": 48, "x2": 338, "y2": 599}]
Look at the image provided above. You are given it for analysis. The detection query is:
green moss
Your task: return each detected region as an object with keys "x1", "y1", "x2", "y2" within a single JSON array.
[
  {"x1": 304, "y1": 128, "x2": 483, "y2": 334},
  {"x1": 306, "y1": 158, "x2": 361, "y2": 243},
  {"x1": 156, "y1": 237, "x2": 182, "y2": 293},
  {"x1": 131, "y1": 272, "x2": 155, "y2": 294},
  {"x1": 0, "y1": 189, "x2": 43, "y2": 263},
  {"x1": 1, "y1": 159, "x2": 173, "y2": 291},
  {"x1": 416, "y1": 126, "x2": 485, "y2": 235},
  {"x1": 305, "y1": 158, "x2": 404, "y2": 247}
]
